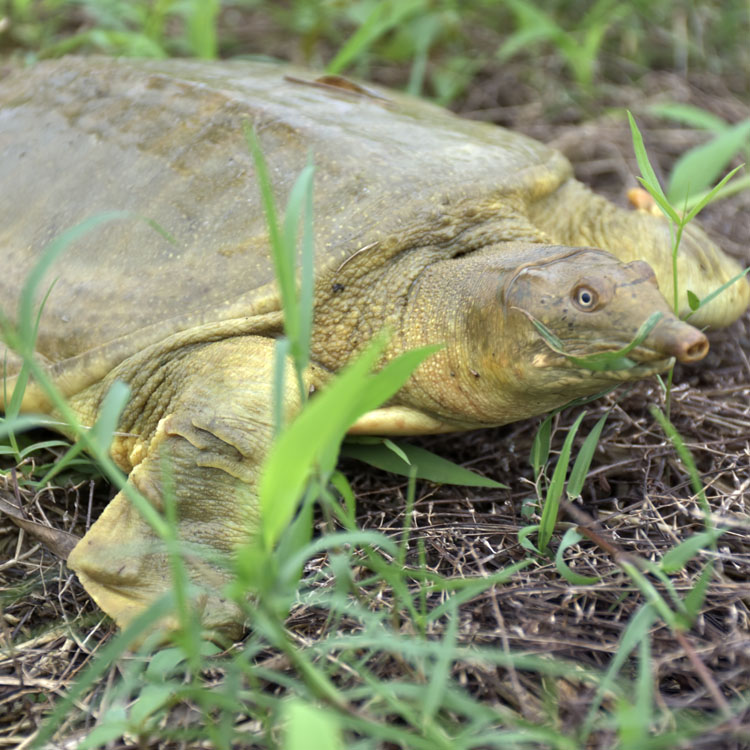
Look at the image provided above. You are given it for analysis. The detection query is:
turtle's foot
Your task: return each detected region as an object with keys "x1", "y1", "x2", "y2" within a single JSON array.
[
  {"x1": 67, "y1": 463, "x2": 246, "y2": 641},
  {"x1": 627, "y1": 187, "x2": 662, "y2": 217}
]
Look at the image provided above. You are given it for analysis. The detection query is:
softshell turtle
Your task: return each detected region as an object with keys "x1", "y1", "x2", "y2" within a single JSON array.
[{"x1": 1, "y1": 57, "x2": 748, "y2": 637}]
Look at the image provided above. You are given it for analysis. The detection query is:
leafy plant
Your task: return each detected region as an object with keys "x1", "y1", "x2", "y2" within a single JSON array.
[
  {"x1": 647, "y1": 102, "x2": 750, "y2": 207},
  {"x1": 626, "y1": 111, "x2": 749, "y2": 418},
  {"x1": 519, "y1": 111, "x2": 746, "y2": 557},
  {"x1": 520, "y1": 401, "x2": 609, "y2": 556},
  {"x1": 6, "y1": 0, "x2": 220, "y2": 58},
  {"x1": 342, "y1": 438, "x2": 508, "y2": 488},
  {"x1": 497, "y1": 0, "x2": 632, "y2": 93}
]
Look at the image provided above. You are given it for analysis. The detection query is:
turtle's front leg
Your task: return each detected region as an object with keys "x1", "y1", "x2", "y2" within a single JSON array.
[{"x1": 67, "y1": 336, "x2": 300, "y2": 638}]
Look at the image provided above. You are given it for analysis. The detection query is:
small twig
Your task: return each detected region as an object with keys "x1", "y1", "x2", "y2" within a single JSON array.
[
  {"x1": 673, "y1": 629, "x2": 735, "y2": 721},
  {"x1": 561, "y1": 499, "x2": 637, "y2": 566},
  {"x1": 336, "y1": 241, "x2": 379, "y2": 273},
  {"x1": 561, "y1": 498, "x2": 738, "y2": 722}
]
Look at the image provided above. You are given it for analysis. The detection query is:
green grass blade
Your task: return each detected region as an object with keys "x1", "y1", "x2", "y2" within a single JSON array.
[
  {"x1": 16, "y1": 438, "x2": 72, "y2": 460},
  {"x1": 145, "y1": 647, "x2": 191, "y2": 679},
  {"x1": 527, "y1": 310, "x2": 663, "y2": 372},
  {"x1": 32, "y1": 595, "x2": 178, "y2": 748},
  {"x1": 40, "y1": 28, "x2": 168, "y2": 58},
  {"x1": 297, "y1": 157, "x2": 316, "y2": 375},
  {"x1": 621, "y1": 561, "x2": 678, "y2": 628},
  {"x1": 383, "y1": 437, "x2": 411, "y2": 465},
  {"x1": 627, "y1": 112, "x2": 671, "y2": 208},
  {"x1": 341, "y1": 441, "x2": 507, "y2": 488},
  {"x1": 618, "y1": 634, "x2": 652, "y2": 749},
  {"x1": 270, "y1": 531, "x2": 402, "y2": 605},
  {"x1": 88, "y1": 380, "x2": 130, "y2": 455},
  {"x1": 185, "y1": 0, "x2": 219, "y2": 58},
  {"x1": 258, "y1": 337, "x2": 381, "y2": 549},
  {"x1": 326, "y1": 0, "x2": 423, "y2": 75},
  {"x1": 259, "y1": 338, "x2": 436, "y2": 550},
  {"x1": 518, "y1": 523, "x2": 541, "y2": 553},
  {"x1": 247, "y1": 129, "x2": 316, "y2": 402},
  {"x1": 667, "y1": 120, "x2": 750, "y2": 204},
  {"x1": 684, "y1": 265, "x2": 750, "y2": 320},
  {"x1": 35, "y1": 440, "x2": 87, "y2": 486},
  {"x1": 660, "y1": 530, "x2": 724, "y2": 574},
  {"x1": 555, "y1": 528, "x2": 600, "y2": 585},
  {"x1": 528, "y1": 316, "x2": 565, "y2": 351},
  {"x1": 636, "y1": 177, "x2": 682, "y2": 224},
  {"x1": 684, "y1": 560, "x2": 715, "y2": 618},
  {"x1": 330, "y1": 470, "x2": 357, "y2": 524},
  {"x1": 497, "y1": 24, "x2": 560, "y2": 61},
  {"x1": 272, "y1": 337, "x2": 291, "y2": 437},
  {"x1": 683, "y1": 172, "x2": 750, "y2": 212},
  {"x1": 282, "y1": 699, "x2": 343, "y2": 750},
  {"x1": 128, "y1": 682, "x2": 175, "y2": 728},
  {"x1": 274, "y1": 484, "x2": 315, "y2": 592},
  {"x1": 538, "y1": 410, "x2": 586, "y2": 552},
  {"x1": 566, "y1": 412, "x2": 608, "y2": 498},
  {"x1": 422, "y1": 601, "x2": 458, "y2": 723},
  {"x1": 580, "y1": 604, "x2": 657, "y2": 742},
  {"x1": 498, "y1": 0, "x2": 562, "y2": 60},
  {"x1": 647, "y1": 103, "x2": 728, "y2": 132},
  {"x1": 0, "y1": 414, "x2": 58, "y2": 440},
  {"x1": 76, "y1": 713, "x2": 130, "y2": 750},
  {"x1": 347, "y1": 344, "x2": 442, "y2": 419},
  {"x1": 530, "y1": 414, "x2": 553, "y2": 479},
  {"x1": 649, "y1": 406, "x2": 711, "y2": 522},
  {"x1": 282, "y1": 163, "x2": 315, "y2": 364},
  {"x1": 325, "y1": 1, "x2": 389, "y2": 74},
  {"x1": 244, "y1": 125, "x2": 295, "y2": 331},
  {"x1": 683, "y1": 164, "x2": 744, "y2": 222}
]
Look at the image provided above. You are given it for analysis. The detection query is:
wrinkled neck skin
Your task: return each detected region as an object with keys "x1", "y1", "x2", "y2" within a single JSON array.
[
  {"x1": 386, "y1": 246, "x2": 595, "y2": 429},
  {"x1": 527, "y1": 179, "x2": 750, "y2": 328}
]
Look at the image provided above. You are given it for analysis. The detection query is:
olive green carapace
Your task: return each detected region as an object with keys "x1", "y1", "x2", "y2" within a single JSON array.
[{"x1": 1, "y1": 57, "x2": 747, "y2": 637}]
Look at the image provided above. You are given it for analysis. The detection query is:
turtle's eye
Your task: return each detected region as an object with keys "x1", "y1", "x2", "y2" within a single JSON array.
[{"x1": 573, "y1": 285, "x2": 598, "y2": 311}]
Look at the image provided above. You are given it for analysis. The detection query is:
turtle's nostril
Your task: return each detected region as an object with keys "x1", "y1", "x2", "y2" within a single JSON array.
[
  {"x1": 678, "y1": 331, "x2": 709, "y2": 363},
  {"x1": 645, "y1": 318, "x2": 709, "y2": 364}
]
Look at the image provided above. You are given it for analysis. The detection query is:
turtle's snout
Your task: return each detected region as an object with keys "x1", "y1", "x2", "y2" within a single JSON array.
[
  {"x1": 647, "y1": 317, "x2": 709, "y2": 363},
  {"x1": 670, "y1": 327, "x2": 709, "y2": 363},
  {"x1": 679, "y1": 329, "x2": 710, "y2": 362}
]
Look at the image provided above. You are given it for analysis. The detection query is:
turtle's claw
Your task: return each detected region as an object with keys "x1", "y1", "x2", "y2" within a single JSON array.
[{"x1": 627, "y1": 187, "x2": 662, "y2": 217}]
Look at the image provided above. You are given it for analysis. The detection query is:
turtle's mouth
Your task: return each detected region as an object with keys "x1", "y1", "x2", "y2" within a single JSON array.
[
  {"x1": 599, "y1": 355, "x2": 675, "y2": 380},
  {"x1": 533, "y1": 343, "x2": 675, "y2": 381}
]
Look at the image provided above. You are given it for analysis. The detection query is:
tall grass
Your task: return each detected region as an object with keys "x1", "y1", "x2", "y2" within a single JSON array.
[{"x1": 4, "y1": 1, "x2": 750, "y2": 102}]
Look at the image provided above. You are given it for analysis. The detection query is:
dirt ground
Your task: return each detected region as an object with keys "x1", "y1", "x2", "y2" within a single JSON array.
[{"x1": 1, "y1": 60, "x2": 749, "y2": 748}]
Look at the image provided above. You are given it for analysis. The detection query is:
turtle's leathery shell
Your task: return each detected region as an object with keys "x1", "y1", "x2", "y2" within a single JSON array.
[{"x1": 0, "y1": 56, "x2": 569, "y2": 374}]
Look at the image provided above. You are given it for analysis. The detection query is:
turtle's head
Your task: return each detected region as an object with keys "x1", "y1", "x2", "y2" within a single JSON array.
[
  {"x1": 391, "y1": 244, "x2": 709, "y2": 431},
  {"x1": 487, "y1": 247, "x2": 708, "y2": 414}
]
